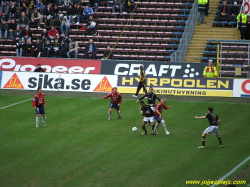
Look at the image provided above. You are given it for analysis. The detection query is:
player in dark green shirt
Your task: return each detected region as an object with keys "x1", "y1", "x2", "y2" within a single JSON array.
[{"x1": 195, "y1": 107, "x2": 223, "y2": 149}]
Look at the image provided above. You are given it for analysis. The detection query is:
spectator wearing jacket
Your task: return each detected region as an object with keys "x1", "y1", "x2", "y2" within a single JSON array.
[
  {"x1": 44, "y1": 15, "x2": 53, "y2": 30},
  {"x1": 31, "y1": 9, "x2": 42, "y2": 28},
  {"x1": 198, "y1": 0, "x2": 208, "y2": 24},
  {"x1": 85, "y1": 39, "x2": 97, "y2": 59},
  {"x1": 52, "y1": 38, "x2": 61, "y2": 57},
  {"x1": 51, "y1": 16, "x2": 61, "y2": 33},
  {"x1": 31, "y1": 39, "x2": 43, "y2": 57},
  {"x1": 229, "y1": 2, "x2": 239, "y2": 22},
  {"x1": 103, "y1": 46, "x2": 114, "y2": 59},
  {"x1": 21, "y1": 26, "x2": 32, "y2": 44},
  {"x1": 8, "y1": 19, "x2": 17, "y2": 39},
  {"x1": 203, "y1": 59, "x2": 218, "y2": 78},
  {"x1": 19, "y1": 12, "x2": 30, "y2": 29},
  {"x1": 48, "y1": 26, "x2": 59, "y2": 41},
  {"x1": 67, "y1": 40, "x2": 79, "y2": 58},
  {"x1": 237, "y1": 10, "x2": 248, "y2": 40},
  {"x1": 0, "y1": 1, "x2": 9, "y2": 21},
  {"x1": 112, "y1": 0, "x2": 123, "y2": 14},
  {"x1": 24, "y1": 38, "x2": 32, "y2": 56},
  {"x1": 218, "y1": 1, "x2": 230, "y2": 22},
  {"x1": 16, "y1": 39, "x2": 25, "y2": 57},
  {"x1": 67, "y1": 4, "x2": 75, "y2": 23},
  {"x1": 60, "y1": 17, "x2": 70, "y2": 35},
  {"x1": 75, "y1": 4, "x2": 83, "y2": 24},
  {"x1": 43, "y1": 40, "x2": 53, "y2": 57},
  {"x1": 13, "y1": 8, "x2": 22, "y2": 24},
  {"x1": 82, "y1": 4, "x2": 93, "y2": 22},
  {"x1": 0, "y1": 20, "x2": 9, "y2": 39},
  {"x1": 36, "y1": 1, "x2": 45, "y2": 15},
  {"x1": 14, "y1": 25, "x2": 22, "y2": 41},
  {"x1": 41, "y1": 28, "x2": 49, "y2": 43},
  {"x1": 44, "y1": 3, "x2": 54, "y2": 19},
  {"x1": 58, "y1": 39, "x2": 69, "y2": 58},
  {"x1": 86, "y1": 15, "x2": 97, "y2": 35},
  {"x1": 8, "y1": 2, "x2": 17, "y2": 21}
]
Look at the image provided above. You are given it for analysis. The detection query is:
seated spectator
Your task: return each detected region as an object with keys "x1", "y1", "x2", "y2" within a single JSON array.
[
  {"x1": 14, "y1": 25, "x2": 22, "y2": 41},
  {"x1": 44, "y1": 3, "x2": 54, "y2": 19},
  {"x1": 86, "y1": 15, "x2": 97, "y2": 35},
  {"x1": 229, "y1": 2, "x2": 239, "y2": 22},
  {"x1": 218, "y1": 1, "x2": 229, "y2": 22},
  {"x1": 0, "y1": 1, "x2": 9, "y2": 21},
  {"x1": 24, "y1": 38, "x2": 32, "y2": 56},
  {"x1": 75, "y1": 4, "x2": 83, "y2": 24},
  {"x1": 43, "y1": 40, "x2": 53, "y2": 57},
  {"x1": 41, "y1": 28, "x2": 49, "y2": 43},
  {"x1": 67, "y1": 4, "x2": 75, "y2": 23},
  {"x1": 34, "y1": 64, "x2": 45, "y2": 72},
  {"x1": 62, "y1": 35, "x2": 72, "y2": 44},
  {"x1": 54, "y1": 5, "x2": 59, "y2": 18},
  {"x1": 82, "y1": 4, "x2": 93, "y2": 23},
  {"x1": 51, "y1": 16, "x2": 61, "y2": 33},
  {"x1": 8, "y1": 2, "x2": 17, "y2": 21},
  {"x1": 25, "y1": 8, "x2": 32, "y2": 24},
  {"x1": 85, "y1": 39, "x2": 97, "y2": 59},
  {"x1": 112, "y1": 0, "x2": 123, "y2": 14},
  {"x1": 31, "y1": 39, "x2": 43, "y2": 57},
  {"x1": 63, "y1": 0, "x2": 71, "y2": 11},
  {"x1": 67, "y1": 40, "x2": 79, "y2": 58},
  {"x1": 13, "y1": 8, "x2": 22, "y2": 24},
  {"x1": 102, "y1": 46, "x2": 114, "y2": 59},
  {"x1": 94, "y1": 0, "x2": 110, "y2": 12},
  {"x1": 19, "y1": 12, "x2": 30, "y2": 29},
  {"x1": 60, "y1": 16, "x2": 70, "y2": 35},
  {"x1": 0, "y1": 20, "x2": 9, "y2": 39},
  {"x1": 31, "y1": 9, "x2": 42, "y2": 28},
  {"x1": 48, "y1": 26, "x2": 59, "y2": 42},
  {"x1": 58, "y1": 39, "x2": 69, "y2": 58},
  {"x1": 52, "y1": 38, "x2": 61, "y2": 57},
  {"x1": 16, "y1": 39, "x2": 25, "y2": 57},
  {"x1": 21, "y1": 26, "x2": 32, "y2": 44},
  {"x1": 8, "y1": 19, "x2": 17, "y2": 40},
  {"x1": 55, "y1": 34, "x2": 62, "y2": 44},
  {"x1": 44, "y1": 15, "x2": 53, "y2": 30}
]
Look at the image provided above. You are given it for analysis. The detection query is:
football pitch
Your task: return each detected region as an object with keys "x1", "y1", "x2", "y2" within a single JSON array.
[{"x1": 0, "y1": 90, "x2": 250, "y2": 187}]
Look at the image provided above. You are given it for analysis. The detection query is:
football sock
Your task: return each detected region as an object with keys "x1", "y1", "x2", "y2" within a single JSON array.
[
  {"x1": 151, "y1": 124, "x2": 155, "y2": 131},
  {"x1": 202, "y1": 136, "x2": 206, "y2": 146},
  {"x1": 217, "y1": 136, "x2": 222, "y2": 145},
  {"x1": 42, "y1": 116, "x2": 46, "y2": 125},
  {"x1": 108, "y1": 112, "x2": 112, "y2": 117},
  {"x1": 118, "y1": 111, "x2": 121, "y2": 116},
  {"x1": 154, "y1": 123, "x2": 159, "y2": 131},
  {"x1": 36, "y1": 117, "x2": 39, "y2": 128},
  {"x1": 161, "y1": 120, "x2": 167, "y2": 131},
  {"x1": 142, "y1": 126, "x2": 147, "y2": 133}
]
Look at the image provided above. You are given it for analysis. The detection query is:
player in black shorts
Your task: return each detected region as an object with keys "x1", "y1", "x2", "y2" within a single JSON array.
[
  {"x1": 140, "y1": 101, "x2": 155, "y2": 135},
  {"x1": 195, "y1": 107, "x2": 223, "y2": 149}
]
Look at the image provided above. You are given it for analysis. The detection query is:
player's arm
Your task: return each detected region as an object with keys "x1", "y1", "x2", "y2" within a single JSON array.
[
  {"x1": 118, "y1": 94, "x2": 122, "y2": 106},
  {"x1": 103, "y1": 93, "x2": 111, "y2": 99},
  {"x1": 32, "y1": 96, "x2": 37, "y2": 109},
  {"x1": 195, "y1": 116, "x2": 206, "y2": 119},
  {"x1": 137, "y1": 94, "x2": 146, "y2": 102},
  {"x1": 218, "y1": 117, "x2": 221, "y2": 127}
]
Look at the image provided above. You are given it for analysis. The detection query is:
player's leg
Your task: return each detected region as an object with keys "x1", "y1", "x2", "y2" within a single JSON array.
[
  {"x1": 108, "y1": 102, "x2": 113, "y2": 120},
  {"x1": 154, "y1": 116, "x2": 161, "y2": 133},
  {"x1": 115, "y1": 105, "x2": 121, "y2": 119},
  {"x1": 214, "y1": 127, "x2": 223, "y2": 147},
  {"x1": 151, "y1": 121, "x2": 155, "y2": 134},
  {"x1": 142, "y1": 81, "x2": 147, "y2": 94},
  {"x1": 133, "y1": 82, "x2": 142, "y2": 97},
  {"x1": 40, "y1": 105, "x2": 46, "y2": 126},
  {"x1": 141, "y1": 119, "x2": 147, "y2": 135},
  {"x1": 36, "y1": 114, "x2": 40, "y2": 128},
  {"x1": 198, "y1": 132, "x2": 207, "y2": 149},
  {"x1": 161, "y1": 119, "x2": 170, "y2": 134}
]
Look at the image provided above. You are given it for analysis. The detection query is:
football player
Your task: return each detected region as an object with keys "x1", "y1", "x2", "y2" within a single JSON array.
[
  {"x1": 140, "y1": 101, "x2": 155, "y2": 135},
  {"x1": 32, "y1": 87, "x2": 46, "y2": 128}
]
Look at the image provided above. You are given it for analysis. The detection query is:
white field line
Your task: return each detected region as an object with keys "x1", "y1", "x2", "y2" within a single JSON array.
[
  {"x1": 0, "y1": 98, "x2": 32, "y2": 110},
  {"x1": 210, "y1": 156, "x2": 250, "y2": 187}
]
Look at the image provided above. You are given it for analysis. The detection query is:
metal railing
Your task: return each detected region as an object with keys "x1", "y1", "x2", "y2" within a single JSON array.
[{"x1": 170, "y1": 0, "x2": 198, "y2": 62}]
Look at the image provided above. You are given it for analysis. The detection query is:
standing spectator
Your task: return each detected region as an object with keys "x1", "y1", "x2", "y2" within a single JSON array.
[
  {"x1": 112, "y1": 0, "x2": 123, "y2": 14},
  {"x1": 58, "y1": 39, "x2": 69, "y2": 58},
  {"x1": 16, "y1": 39, "x2": 25, "y2": 56},
  {"x1": 237, "y1": 10, "x2": 247, "y2": 40},
  {"x1": 24, "y1": 38, "x2": 32, "y2": 56},
  {"x1": 52, "y1": 38, "x2": 61, "y2": 57},
  {"x1": 31, "y1": 39, "x2": 43, "y2": 57},
  {"x1": 31, "y1": 9, "x2": 42, "y2": 28},
  {"x1": 44, "y1": 15, "x2": 53, "y2": 30},
  {"x1": 218, "y1": 1, "x2": 229, "y2": 22},
  {"x1": 203, "y1": 59, "x2": 218, "y2": 78},
  {"x1": 43, "y1": 40, "x2": 53, "y2": 57},
  {"x1": 198, "y1": 0, "x2": 208, "y2": 24},
  {"x1": 85, "y1": 38, "x2": 97, "y2": 59},
  {"x1": 229, "y1": 2, "x2": 239, "y2": 22},
  {"x1": 0, "y1": 1, "x2": 9, "y2": 21},
  {"x1": 13, "y1": 8, "x2": 22, "y2": 24},
  {"x1": 67, "y1": 40, "x2": 79, "y2": 58},
  {"x1": 0, "y1": 20, "x2": 9, "y2": 39},
  {"x1": 48, "y1": 26, "x2": 59, "y2": 41},
  {"x1": 8, "y1": 19, "x2": 17, "y2": 40},
  {"x1": 8, "y1": 2, "x2": 17, "y2": 21},
  {"x1": 21, "y1": 26, "x2": 32, "y2": 44},
  {"x1": 82, "y1": 4, "x2": 93, "y2": 22},
  {"x1": 51, "y1": 16, "x2": 61, "y2": 32},
  {"x1": 67, "y1": 4, "x2": 75, "y2": 23},
  {"x1": 75, "y1": 4, "x2": 83, "y2": 24},
  {"x1": 60, "y1": 16, "x2": 70, "y2": 35},
  {"x1": 14, "y1": 25, "x2": 22, "y2": 41},
  {"x1": 19, "y1": 12, "x2": 30, "y2": 29},
  {"x1": 86, "y1": 15, "x2": 97, "y2": 35},
  {"x1": 205, "y1": 0, "x2": 209, "y2": 16},
  {"x1": 102, "y1": 46, "x2": 114, "y2": 59}
]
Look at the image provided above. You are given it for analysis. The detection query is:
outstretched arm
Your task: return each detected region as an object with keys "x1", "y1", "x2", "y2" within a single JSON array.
[{"x1": 195, "y1": 116, "x2": 206, "y2": 119}]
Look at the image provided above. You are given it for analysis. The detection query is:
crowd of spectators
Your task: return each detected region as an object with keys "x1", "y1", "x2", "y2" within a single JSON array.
[{"x1": 0, "y1": 0, "x2": 123, "y2": 59}]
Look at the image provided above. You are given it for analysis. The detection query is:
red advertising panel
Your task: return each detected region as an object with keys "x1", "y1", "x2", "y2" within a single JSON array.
[{"x1": 0, "y1": 57, "x2": 101, "y2": 74}]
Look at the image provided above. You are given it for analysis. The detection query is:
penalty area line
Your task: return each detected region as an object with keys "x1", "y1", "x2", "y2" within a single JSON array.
[
  {"x1": 0, "y1": 98, "x2": 32, "y2": 110},
  {"x1": 210, "y1": 156, "x2": 250, "y2": 187}
]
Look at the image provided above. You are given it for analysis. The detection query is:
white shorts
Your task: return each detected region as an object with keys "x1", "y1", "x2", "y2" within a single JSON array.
[
  {"x1": 204, "y1": 126, "x2": 219, "y2": 135},
  {"x1": 143, "y1": 116, "x2": 155, "y2": 123}
]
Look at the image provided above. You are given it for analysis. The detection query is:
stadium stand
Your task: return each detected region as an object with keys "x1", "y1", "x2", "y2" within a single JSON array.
[{"x1": 0, "y1": 0, "x2": 194, "y2": 61}]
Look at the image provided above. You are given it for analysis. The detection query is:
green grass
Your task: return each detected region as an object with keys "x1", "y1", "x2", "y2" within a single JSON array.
[{"x1": 0, "y1": 93, "x2": 250, "y2": 187}]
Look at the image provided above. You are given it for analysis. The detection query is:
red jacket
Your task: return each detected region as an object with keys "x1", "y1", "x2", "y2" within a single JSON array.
[{"x1": 48, "y1": 29, "x2": 59, "y2": 38}]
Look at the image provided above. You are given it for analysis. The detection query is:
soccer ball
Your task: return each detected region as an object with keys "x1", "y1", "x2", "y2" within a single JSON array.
[{"x1": 132, "y1": 127, "x2": 137, "y2": 132}]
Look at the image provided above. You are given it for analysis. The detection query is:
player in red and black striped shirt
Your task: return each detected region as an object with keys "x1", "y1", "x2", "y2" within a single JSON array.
[
  {"x1": 103, "y1": 87, "x2": 122, "y2": 120},
  {"x1": 32, "y1": 87, "x2": 46, "y2": 128}
]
